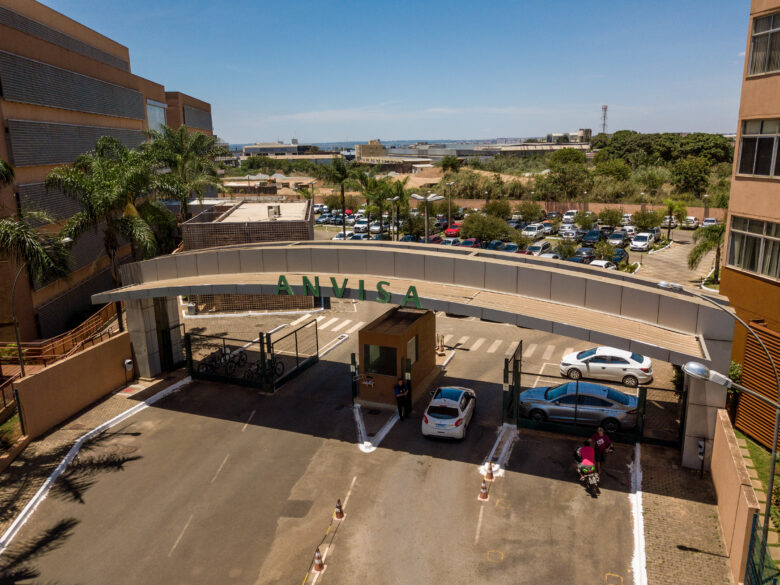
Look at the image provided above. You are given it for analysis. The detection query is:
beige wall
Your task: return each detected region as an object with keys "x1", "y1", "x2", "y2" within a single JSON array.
[
  {"x1": 711, "y1": 409, "x2": 760, "y2": 584},
  {"x1": 14, "y1": 332, "x2": 131, "y2": 438}
]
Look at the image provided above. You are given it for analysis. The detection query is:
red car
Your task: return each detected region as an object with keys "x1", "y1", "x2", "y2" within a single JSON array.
[
  {"x1": 445, "y1": 222, "x2": 461, "y2": 237},
  {"x1": 427, "y1": 235, "x2": 443, "y2": 244}
]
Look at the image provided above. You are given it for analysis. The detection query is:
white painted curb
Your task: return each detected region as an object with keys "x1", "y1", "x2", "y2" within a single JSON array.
[
  {"x1": 629, "y1": 442, "x2": 648, "y2": 585},
  {"x1": 0, "y1": 376, "x2": 193, "y2": 556},
  {"x1": 648, "y1": 240, "x2": 673, "y2": 255},
  {"x1": 700, "y1": 266, "x2": 718, "y2": 291}
]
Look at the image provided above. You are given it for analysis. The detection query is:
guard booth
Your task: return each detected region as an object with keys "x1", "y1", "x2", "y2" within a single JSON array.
[{"x1": 355, "y1": 307, "x2": 436, "y2": 407}]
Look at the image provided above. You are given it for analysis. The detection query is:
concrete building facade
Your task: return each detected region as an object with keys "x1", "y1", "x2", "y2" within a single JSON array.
[{"x1": 0, "y1": 0, "x2": 213, "y2": 340}]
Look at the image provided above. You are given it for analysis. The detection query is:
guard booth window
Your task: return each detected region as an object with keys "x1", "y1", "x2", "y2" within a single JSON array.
[{"x1": 364, "y1": 345, "x2": 396, "y2": 376}]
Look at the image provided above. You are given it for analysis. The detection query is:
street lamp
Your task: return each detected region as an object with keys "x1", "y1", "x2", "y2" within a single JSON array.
[
  {"x1": 659, "y1": 280, "x2": 780, "y2": 542},
  {"x1": 411, "y1": 193, "x2": 444, "y2": 243},
  {"x1": 446, "y1": 181, "x2": 455, "y2": 228},
  {"x1": 11, "y1": 236, "x2": 73, "y2": 377},
  {"x1": 389, "y1": 195, "x2": 400, "y2": 241}
]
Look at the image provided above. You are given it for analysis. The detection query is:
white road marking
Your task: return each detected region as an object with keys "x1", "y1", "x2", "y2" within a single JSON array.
[
  {"x1": 268, "y1": 324, "x2": 287, "y2": 334},
  {"x1": 532, "y1": 362, "x2": 559, "y2": 388},
  {"x1": 506, "y1": 341, "x2": 519, "y2": 356},
  {"x1": 241, "y1": 409, "x2": 256, "y2": 432},
  {"x1": 457, "y1": 336, "x2": 469, "y2": 346},
  {"x1": 523, "y1": 343, "x2": 538, "y2": 358},
  {"x1": 316, "y1": 316, "x2": 327, "y2": 324},
  {"x1": 486, "y1": 340, "x2": 503, "y2": 354},
  {"x1": 321, "y1": 317, "x2": 340, "y2": 330},
  {"x1": 563, "y1": 347, "x2": 574, "y2": 357},
  {"x1": 342, "y1": 475, "x2": 358, "y2": 509},
  {"x1": 168, "y1": 513, "x2": 194, "y2": 557},
  {"x1": 346, "y1": 321, "x2": 365, "y2": 334},
  {"x1": 353, "y1": 405, "x2": 368, "y2": 447},
  {"x1": 211, "y1": 454, "x2": 230, "y2": 483},
  {"x1": 443, "y1": 351, "x2": 456, "y2": 367},
  {"x1": 290, "y1": 314, "x2": 311, "y2": 326},
  {"x1": 470, "y1": 338, "x2": 486, "y2": 351},
  {"x1": 330, "y1": 319, "x2": 351, "y2": 332},
  {"x1": 318, "y1": 334, "x2": 349, "y2": 357},
  {"x1": 542, "y1": 345, "x2": 555, "y2": 360},
  {"x1": 442, "y1": 334, "x2": 453, "y2": 345},
  {"x1": 357, "y1": 410, "x2": 399, "y2": 454},
  {"x1": 630, "y1": 443, "x2": 648, "y2": 585},
  {"x1": 475, "y1": 506, "x2": 484, "y2": 544}
]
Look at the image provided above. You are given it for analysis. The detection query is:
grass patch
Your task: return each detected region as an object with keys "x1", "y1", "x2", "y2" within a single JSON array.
[
  {"x1": 736, "y1": 429, "x2": 780, "y2": 532},
  {"x1": 703, "y1": 269, "x2": 721, "y2": 291}
]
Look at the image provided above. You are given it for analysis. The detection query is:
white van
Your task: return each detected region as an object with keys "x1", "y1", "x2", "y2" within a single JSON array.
[{"x1": 562, "y1": 210, "x2": 578, "y2": 224}]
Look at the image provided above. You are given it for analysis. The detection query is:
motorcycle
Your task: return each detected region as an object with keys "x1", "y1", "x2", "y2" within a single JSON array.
[{"x1": 580, "y1": 466, "x2": 600, "y2": 496}]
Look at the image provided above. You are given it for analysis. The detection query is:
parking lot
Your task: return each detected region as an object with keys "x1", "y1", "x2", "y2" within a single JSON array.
[{"x1": 6, "y1": 302, "x2": 655, "y2": 584}]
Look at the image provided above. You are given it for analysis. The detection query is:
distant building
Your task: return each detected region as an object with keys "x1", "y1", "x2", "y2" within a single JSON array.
[
  {"x1": 545, "y1": 129, "x2": 591, "y2": 143},
  {"x1": 243, "y1": 142, "x2": 300, "y2": 157},
  {"x1": 355, "y1": 139, "x2": 385, "y2": 160},
  {"x1": 164, "y1": 92, "x2": 213, "y2": 135}
]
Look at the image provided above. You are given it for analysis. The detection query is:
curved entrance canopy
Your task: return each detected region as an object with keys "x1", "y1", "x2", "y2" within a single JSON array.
[{"x1": 94, "y1": 240, "x2": 734, "y2": 374}]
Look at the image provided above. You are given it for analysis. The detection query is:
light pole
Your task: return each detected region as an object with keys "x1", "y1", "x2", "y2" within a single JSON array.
[
  {"x1": 659, "y1": 281, "x2": 780, "y2": 542},
  {"x1": 446, "y1": 181, "x2": 455, "y2": 228},
  {"x1": 411, "y1": 193, "x2": 444, "y2": 243},
  {"x1": 703, "y1": 193, "x2": 710, "y2": 219},
  {"x1": 389, "y1": 195, "x2": 400, "y2": 241}
]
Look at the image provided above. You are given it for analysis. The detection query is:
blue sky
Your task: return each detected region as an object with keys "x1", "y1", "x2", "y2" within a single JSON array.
[{"x1": 44, "y1": 0, "x2": 750, "y2": 143}]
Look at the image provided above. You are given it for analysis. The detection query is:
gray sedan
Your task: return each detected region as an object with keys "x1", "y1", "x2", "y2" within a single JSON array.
[{"x1": 518, "y1": 381, "x2": 638, "y2": 433}]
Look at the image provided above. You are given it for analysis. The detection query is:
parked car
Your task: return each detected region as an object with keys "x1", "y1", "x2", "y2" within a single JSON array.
[
  {"x1": 345, "y1": 216, "x2": 356, "y2": 226},
  {"x1": 332, "y1": 231, "x2": 354, "y2": 240},
  {"x1": 562, "y1": 210, "x2": 578, "y2": 223},
  {"x1": 527, "y1": 241, "x2": 553, "y2": 256},
  {"x1": 518, "y1": 381, "x2": 639, "y2": 433},
  {"x1": 573, "y1": 247, "x2": 596, "y2": 263},
  {"x1": 440, "y1": 237, "x2": 461, "y2": 246},
  {"x1": 565, "y1": 256, "x2": 589, "y2": 264},
  {"x1": 459, "y1": 238, "x2": 479, "y2": 248},
  {"x1": 612, "y1": 248, "x2": 630, "y2": 265},
  {"x1": 682, "y1": 216, "x2": 700, "y2": 229},
  {"x1": 546, "y1": 211, "x2": 561, "y2": 221},
  {"x1": 400, "y1": 234, "x2": 420, "y2": 242},
  {"x1": 433, "y1": 219, "x2": 449, "y2": 231},
  {"x1": 620, "y1": 213, "x2": 633, "y2": 226},
  {"x1": 649, "y1": 226, "x2": 662, "y2": 241},
  {"x1": 629, "y1": 232, "x2": 654, "y2": 251},
  {"x1": 354, "y1": 219, "x2": 369, "y2": 233},
  {"x1": 622, "y1": 225, "x2": 637, "y2": 239},
  {"x1": 348, "y1": 233, "x2": 370, "y2": 240},
  {"x1": 445, "y1": 222, "x2": 461, "y2": 237},
  {"x1": 607, "y1": 231, "x2": 629, "y2": 248},
  {"x1": 502, "y1": 242, "x2": 519, "y2": 253},
  {"x1": 660, "y1": 215, "x2": 678, "y2": 229},
  {"x1": 702, "y1": 217, "x2": 718, "y2": 227},
  {"x1": 427, "y1": 235, "x2": 443, "y2": 244},
  {"x1": 421, "y1": 386, "x2": 477, "y2": 439},
  {"x1": 541, "y1": 221, "x2": 557, "y2": 235},
  {"x1": 313, "y1": 204, "x2": 323, "y2": 213},
  {"x1": 315, "y1": 214, "x2": 332, "y2": 225},
  {"x1": 486, "y1": 239, "x2": 506, "y2": 250},
  {"x1": 598, "y1": 225, "x2": 615, "y2": 238},
  {"x1": 539, "y1": 252, "x2": 562, "y2": 259},
  {"x1": 589, "y1": 260, "x2": 617, "y2": 270},
  {"x1": 581, "y1": 229, "x2": 605, "y2": 246},
  {"x1": 522, "y1": 224, "x2": 545, "y2": 240},
  {"x1": 370, "y1": 234, "x2": 392, "y2": 240},
  {"x1": 560, "y1": 346, "x2": 653, "y2": 387}
]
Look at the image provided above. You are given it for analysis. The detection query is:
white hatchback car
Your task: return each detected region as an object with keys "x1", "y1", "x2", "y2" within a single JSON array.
[
  {"x1": 421, "y1": 386, "x2": 476, "y2": 439},
  {"x1": 630, "y1": 232, "x2": 654, "y2": 251},
  {"x1": 560, "y1": 347, "x2": 653, "y2": 387},
  {"x1": 589, "y1": 260, "x2": 617, "y2": 270},
  {"x1": 702, "y1": 217, "x2": 718, "y2": 227}
]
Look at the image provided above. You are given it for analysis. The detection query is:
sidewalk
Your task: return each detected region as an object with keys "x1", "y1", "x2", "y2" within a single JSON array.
[
  {"x1": 0, "y1": 369, "x2": 190, "y2": 538},
  {"x1": 642, "y1": 444, "x2": 732, "y2": 585},
  {"x1": 639, "y1": 229, "x2": 716, "y2": 288}
]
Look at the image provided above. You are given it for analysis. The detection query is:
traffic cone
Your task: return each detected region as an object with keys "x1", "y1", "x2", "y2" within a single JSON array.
[
  {"x1": 313, "y1": 548, "x2": 325, "y2": 572},
  {"x1": 485, "y1": 462, "x2": 494, "y2": 482},
  {"x1": 334, "y1": 499, "x2": 345, "y2": 520},
  {"x1": 478, "y1": 480, "x2": 489, "y2": 501}
]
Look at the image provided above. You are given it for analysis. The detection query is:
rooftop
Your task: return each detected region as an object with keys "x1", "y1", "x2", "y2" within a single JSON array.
[{"x1": 217, "y1": 201, "x2": 308, "y2": 223}]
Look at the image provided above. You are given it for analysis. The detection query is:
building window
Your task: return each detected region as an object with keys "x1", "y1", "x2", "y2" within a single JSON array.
[
  {"x1": 728, "y1": 217, "x2": 780, "y2": 280},
  {"x1": 749, "y1": 12, "x2": 780, "y2": 75},
  {"x1": 363, "y1": 344, "x2": 397, "y2": 376},
  {"x1": 737, "y1": 119, "x2": 780, "y2": 177},
  {"x1": 146, "y1": 100, "x2": 167, "y2": 133},
  {"x1": 406, "y1": 336, "x2": 418, "y2": 366}
]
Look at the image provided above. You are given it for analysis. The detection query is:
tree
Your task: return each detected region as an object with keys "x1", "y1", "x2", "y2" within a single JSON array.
[
  {"x1": 0, "y1": 158, "x2": 14, "y2": 187},
  {"x1": 320, "y1": 157, "x2": 352, "y2": 238},
  {"x1": 688, "y1": 224, "x2": 726, "y2": 284},
  {"x1": 590, "y1": 133, "x2": 609, "y2": 150},
  {"x1": 593, "y1": 241, "x2": 615, "y2": 261},
  {"x1": 386, "y1": 177, "x2": 410, "y2": 240},
  {"x1": 671, "y1": 156, "x2": 710, "y2": 197},
  {"x1": 679, "y1": 133, "x2": 733, "y2": 165},
  {"x1": 46, "y1": 137, "x2": 157, "y2": 287},
  {"x1": 595, "y1": 159, "x2": 631, "y2": 181},
  {"x1": 632, "y1": 166, "x2": 669, "y2": 196},
  {"x1": 555, "y1": 134, "x2": 571, "y2": 144},
  {"x1": 504, "y1": 180, "x2": 526, "y2": 199},
  {"x1": 663, "y1": 198, "x2": 687, "y2": 240},
  {"x1": 438, "y1": 155, "x2": 461, "y2": 173},
  {"x1": 484, "y1": 199, "x2": 512, "y2": 219},
  {"x1": 598, "y1": 208, "x2": 624, "y2": 228},
  {"x1": 574, "y1": 211, "x2": 596, "y2": 230},
  {"x1": 144, "y1": 125, "x2": 220, "y2": 219},
  {"x1": 0, "y1": 211, "x2": 70, "y2": 285},
  {"x1": 555, "y1": 240, "x2": 577, "y2": 259},
  {"x1": 632, "y1": 210, "x2": 663, "y2": 232},
  {"x1": 460, "y1": 214, "x2": 514, "y2": 242},
  {"x1": 515, "y1": 201, "x2": 543, "y2": 222},
  {"x1": 550, "y1": 148, "x2": 586, "y2": 166}
]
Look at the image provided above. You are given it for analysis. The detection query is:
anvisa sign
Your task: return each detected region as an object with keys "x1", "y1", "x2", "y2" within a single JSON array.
[{"x1": 275, "y1": 275, "x2": 421, "y2": 309}]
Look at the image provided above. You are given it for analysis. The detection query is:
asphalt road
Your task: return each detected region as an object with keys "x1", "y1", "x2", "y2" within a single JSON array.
[{"x1": 7, "y1": 304, "x2": 639, "y2": 584}]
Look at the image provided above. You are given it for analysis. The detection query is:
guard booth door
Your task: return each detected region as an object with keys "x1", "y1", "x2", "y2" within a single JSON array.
[{"x1": 503, "y1": 340, "x2": 522, "y2": 425}]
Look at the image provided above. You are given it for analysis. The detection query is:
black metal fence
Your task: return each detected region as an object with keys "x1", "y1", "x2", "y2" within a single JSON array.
[
  {"x1": 269, "y1": 319, "x2": 319, "y2": 386},
  {"x1": 745, "y1": 514, "x2": 779, "y2": 585}
]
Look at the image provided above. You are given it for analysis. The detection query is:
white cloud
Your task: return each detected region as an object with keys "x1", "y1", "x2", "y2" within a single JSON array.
[{"x1": 738, "y1": 51, "x2": 746, "y2": 57}]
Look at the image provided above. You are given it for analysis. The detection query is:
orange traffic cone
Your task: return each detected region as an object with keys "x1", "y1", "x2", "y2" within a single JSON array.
[
  {"x1": 478, "y1": 480, "x2": 489, "y2": 501},
  {"x1": 485, "y1": 462, "x2": 494, "y2": 482},
  {"x1": 313, "y1": 548, "x2": 325, "y2": 572},
  {"x1": 335, "y1": 499, "x2": 345, "y2": 520}
]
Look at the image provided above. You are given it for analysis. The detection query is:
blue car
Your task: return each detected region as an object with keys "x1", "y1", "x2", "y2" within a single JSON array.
[
  {"x1": 486, "y1": 240, "x2": 505, "y2": 250},
  {"x1": 612, "y1": 249, "x2": 629, "y2": 265}
]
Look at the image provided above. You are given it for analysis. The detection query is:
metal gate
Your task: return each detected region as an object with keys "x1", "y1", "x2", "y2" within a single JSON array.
[
  {"x1": 745, "y1": 514, "x2": 779, "y2": 585},
  {"x1": 502, "y1": 341, "x2": 522, "y2": 424},
  {"x1": 184, "y1": 319, "x2": 319, "y2": 391}
]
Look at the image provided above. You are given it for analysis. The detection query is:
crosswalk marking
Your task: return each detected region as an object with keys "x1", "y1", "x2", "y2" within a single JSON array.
[
  {"x1": 487, "y1": 340, "x2": 503, "y2": 354},
  {"x1": 443, "y1": 334, "x2": 454, "y2": 345},
  {"x1": 331, "y1": 319, "x2": 352, "y2": 332},
  {"x1": 471, "y1": 338, "x2": 486, "y2": 351},
  {"x1": 321, "y1": 317, "x2": 340, "y2": 330},
  {"x1": 316, "y1": 316, "x2": 327, "y2": 324},
  {"x1": 457, "y1": 336, "x2": 469, "y2": 346},
  {"x1": 507, "y1": 341, "x2": 519, "y2": 356},
  {"x1": 563, "y1": 347, "x2": 574, "y2": 357},
  {"x1": 346, "y1": 321, "x2": 365, "y2": 334},
  {"x1": 542, "y1": 345, "x2": 555, "y2": 360},
  {"x1": 523, "y1": 343, "x2": 538, "y2": 358},
  {"x1": 290, "y1": 314, "x2": 311, "y2": 326}
]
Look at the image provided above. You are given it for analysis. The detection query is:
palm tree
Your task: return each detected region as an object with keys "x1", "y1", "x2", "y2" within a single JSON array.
[
  {"x1": 688, "y1": 224, "x2": 726, "y2": 284},
  {"x1": 0, "y1": 158, "x2": 14, "y2": 187},
  {"x1": 387, "y1": 177, "x2": 410, "y2": 240},
  {"x1": 46, "y1": 137, "x2": 157, "y2": 287},
  {"x1": 663, "y1": 198, "x2": 687, "y2": 241},
  {"x1": 319, "y1": 157, "x2": 351, "y2": 238},
  {"x1": 352, "y1": 168, "x2": 383, "y2": 234},
  {"x1": 144, "y1": 125, "x2": 220, "y2": 219}
]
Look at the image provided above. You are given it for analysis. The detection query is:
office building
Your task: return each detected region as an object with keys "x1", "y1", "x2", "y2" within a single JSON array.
[{"x1": 0, "y1": 0, "x2": 213, "y2": 340}]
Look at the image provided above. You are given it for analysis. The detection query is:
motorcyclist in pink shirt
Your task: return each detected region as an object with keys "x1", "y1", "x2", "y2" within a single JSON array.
[{"x1": 576, "y1": 439, "x2": 596, "y2": 480}]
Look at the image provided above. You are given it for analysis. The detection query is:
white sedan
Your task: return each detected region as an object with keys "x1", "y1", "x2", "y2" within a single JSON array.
[
  {"x1": 590, "y1": 260, "x2": 617, "y2": 270},
  {"x1": 332, "y1": 231, "x2": 354, "y2": 241},
  {"x1": 560, "y1": 347, "x2": 653, "y2": 387},
  {"x1": 421, "y1": 386, "x2": 476, "y2": 439}
]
